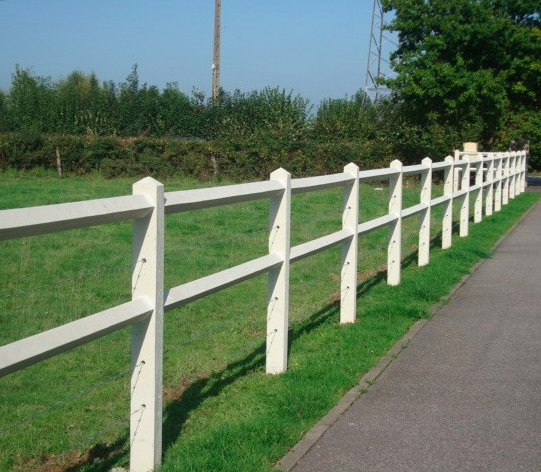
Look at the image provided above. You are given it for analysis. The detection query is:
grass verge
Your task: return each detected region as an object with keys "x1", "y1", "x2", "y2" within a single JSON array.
[{"x1": 0, "y1": 170, "x2": 538, "y2": 471}]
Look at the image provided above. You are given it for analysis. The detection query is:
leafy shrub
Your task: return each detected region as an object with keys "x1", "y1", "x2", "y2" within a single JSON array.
[{"x1": 0, "y1": 133, "x2": 391, "y2": 180}]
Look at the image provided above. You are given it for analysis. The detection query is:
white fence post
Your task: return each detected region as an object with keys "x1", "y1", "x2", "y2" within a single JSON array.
[
  {"x1": 509, "y1": 153, "x2": 516, "y2": 200},
  {"x1": 515, "y1": 151, "x2": 522, "y2": 197},
  {"x1": 442, "y1": 156, "x2": 454, "y2": 250},
  {"x1": 520, "y1": 151, "x2": 527, "y2": 193},
  {"x1": 459, "y1": 154, "x2": 470, "y2": 237},
  {"x1": 515, "y1": 151, "x2": 522, "y2": 195},
  {"x1": 418, "y1": 158, "x2": 432, "y2": 267},
  {"x1": 266, "y1": 168, "x2": 291, "y2": 375},
  {"x1": 453, "y1": 149, "x2": 460, "y2": 192},
  {"x1": 494, "y1": 153, "x2": 503, "y2": 212},
  {"x1": 340, "y1": 163, "x2": 359, "y2": 324},
  {"x1": 512, "y1": 152, "x2": 517, "y2": 196},
  {"x1": 388, "y1": 160, "x2": 403, "y2": 286},
  {"x1": 485, "y1": 154, "x2": 494, "y2": 216},
  {"x1": 473, "y1": 153, "x2": 483, "y2": 223},
  {"x1": 503, "y1": 152, "x2": 510, "y2": 205},
  {"x1": 130, "y1": 177, "x2": 165, "y2": 472}
]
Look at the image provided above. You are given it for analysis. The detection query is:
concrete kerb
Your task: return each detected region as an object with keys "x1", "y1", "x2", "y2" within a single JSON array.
[{"x1": 275, "y1": 192, "x2": 539, "y2": 472}]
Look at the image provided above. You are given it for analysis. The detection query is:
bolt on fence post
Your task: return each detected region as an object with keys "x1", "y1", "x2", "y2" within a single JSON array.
[
  {"x1": 266, "y1": 168, "x2": 291, "y2": 375},
  {"x1": 418, "y1": 158, "x2": 432, "y2": 267},
  {"x1": 494, "y1": 153, "x2": 503, "y2": 212},
  {"x1": 503, "y1": 152, "x2": 510, "y2": 205},
  {"x1": 340, "y1": 163, "x2": 359, "y2": 324},
  {"x1": 509, "y1": 153, "x2": 516, "y2": 200},
  {"x1": 130, "y1": 177, "x2": 165, "y2": 472},
  {"x1": 473, "y1": 153, "x2": 484, "y2": 223},
  {"x1": 388, "y1": 160, "x2": 403, "y2": 286},
  {"x1": 485, "y1": 154, "x2": 494, "y2": 216},
  {"x1": 442, "y1": 156, "x2": 454, "y2": 250},
  {"x1": 459, "y1": 154, "x2": 470, "y2": 237}
]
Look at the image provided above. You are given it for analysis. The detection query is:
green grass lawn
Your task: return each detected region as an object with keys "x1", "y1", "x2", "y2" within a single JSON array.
[{"x1": 0, "y1": 170, "x2": 537, "y2": 472}]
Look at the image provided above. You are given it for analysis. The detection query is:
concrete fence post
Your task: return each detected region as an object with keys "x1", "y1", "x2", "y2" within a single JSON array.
[
  {"x1": 266, "y1": 168, "x2": 291, "y2": 375},
  {"x1": 485, "y1": 154, "x2": 494, "y2": 216},
  {"x1": 442, "y1": 156, "x2": 454, "y2": 250},
  {"x1": 418, "y1": 158, "x2": 432, "y2": 267},
  {"x1": 388, "y1": 160, "x2": 403, "y2": 286},
  {"x1": 520, "y1": 151, "x2": 528, "y2": 193},
  {"x1": 474, "y1": 153, "x2": 483, "y2": 223},
  {"x1": 503, "y1": 153, "x2": 508, "y2": 204},
  {"x1": 453, "y1": 149, "x2": 460, "y2": 192},
  {"x1": 509, "y1": 153, "x2": 516, "y2": 200},
  {"x1": 459, "y1": 154, "x2": 471, "y2": 237},
  {"x1": 515, "y1": 151, "x2": 523, "y2": 195},
  {"x1": 130, "y1": 177, "x2": 165, "y2": 472},
  {"x1": 494, "y1": 153, "x2": 503, "y2": 212},
  {"x1": 516, "y1": 152, "x2": 521, "y2": 196},
  {"x1": 340, "y1": 163, "x2": 359, "y2": 324},
  {"x1": 512, "y1": 153, "x2": 518, "y2": 199}
]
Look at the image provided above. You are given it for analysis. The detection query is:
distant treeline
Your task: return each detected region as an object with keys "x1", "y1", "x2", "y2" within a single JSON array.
[
  {"x1": 0, "y1": 64, "x2": 383, "y2": 142},
  {"x1": 0, "y1": 64, "x2": 536, "y2": 178}
]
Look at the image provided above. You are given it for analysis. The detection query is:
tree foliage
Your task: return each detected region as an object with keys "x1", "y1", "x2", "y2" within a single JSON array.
[
  {"x1": 0, "y1": 65, "x2": 313, "y2": 144},
  {"x1": 312, "y1": 91, "x2": 378, "y2": 142},
  {"x1": 382, "y1": 0, "x2": 541, "y2": 164}
]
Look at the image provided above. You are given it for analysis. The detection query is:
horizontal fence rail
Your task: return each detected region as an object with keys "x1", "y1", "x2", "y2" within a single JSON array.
[
  {"x1": 0, "y1": 195, "x2": 154, "y2": 241},
  {"x1": 0, "y1": 147, "x2": 528, "y2": 471}
]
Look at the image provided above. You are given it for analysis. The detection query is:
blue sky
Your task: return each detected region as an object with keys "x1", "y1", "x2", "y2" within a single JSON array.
[{"x1": 0, "y1": 0, "x2": 395, "y2": 105}]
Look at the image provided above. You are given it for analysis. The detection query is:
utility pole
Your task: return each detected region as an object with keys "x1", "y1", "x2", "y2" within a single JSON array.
[{"x1": 212, "y1": 0, "x2": 221, "y2": 102}]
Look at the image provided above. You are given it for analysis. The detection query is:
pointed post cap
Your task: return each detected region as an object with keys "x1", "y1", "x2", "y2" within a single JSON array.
[{"x1": 270, "y1": 167, "x2": 291, "y2": 180}]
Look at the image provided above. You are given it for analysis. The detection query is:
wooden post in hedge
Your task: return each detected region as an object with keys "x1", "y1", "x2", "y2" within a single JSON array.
[{"x1": 55, "y1": 147, "x2": 63, "y2": 177}]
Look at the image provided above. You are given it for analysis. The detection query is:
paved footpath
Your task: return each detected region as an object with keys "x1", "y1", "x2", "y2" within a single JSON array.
[{"x1": 286, "y1": 189, "x2": 541, "y2": 472}]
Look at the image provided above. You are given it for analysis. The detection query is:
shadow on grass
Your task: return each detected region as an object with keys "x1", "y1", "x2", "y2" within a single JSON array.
[
  {"x1": 160, "y1": 298, "x2": 339, "y2": 457},
  {"x1": 353, "y1": 227, "x2": 450, "y2": 301},
  {"x1": 63, "y1": 437, "x2": 129, "y2": 472},
  {"x1": 61, "y1": 299, "x2": 340, "y2": 472},
  {"x1": 54, "y1": 228, "x2": 453, "y2": 472}
]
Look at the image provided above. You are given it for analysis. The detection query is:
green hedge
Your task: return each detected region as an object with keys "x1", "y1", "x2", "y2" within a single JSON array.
[{"x1": 0, "y1": 132, "x2": 389, "y2": 180}]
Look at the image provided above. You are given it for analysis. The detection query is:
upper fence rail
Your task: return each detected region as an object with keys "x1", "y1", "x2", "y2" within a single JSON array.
[
  {"x1": 0, "y1": 150, "x2": 525, "y2": 243},
  {"x1": 0, "y1": 147, "x2": 528, "y2": 472},
  {"x1": 0, "y1": 195, "x2": 154, "y2": 241}
]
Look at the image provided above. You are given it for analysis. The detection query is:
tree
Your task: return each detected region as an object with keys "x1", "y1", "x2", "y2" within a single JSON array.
[
  {"x1": 215, "y1": 87, "x2": 311, "y2": 142},
  {"x1": 8, "y1": 65, "x2": 56, "y2": 132},
  {"x1": 118, "y1": 64, "x2": 141, "y2": 136},
  {"x1": 56, "y1": 70, "x2": 93, "y2": 134},
  {"x1": 158, "y1": 83, "x2": 195, "y2": 136},
  {"x1": 311, "y1": 90, "x2": 378, "y2": 142},
  {"x1": 382, "y1": 0, "x2": 541, "y2": 159},
  {"x1": 0, "y1": 89, "x2": 8, "y2": 132}
]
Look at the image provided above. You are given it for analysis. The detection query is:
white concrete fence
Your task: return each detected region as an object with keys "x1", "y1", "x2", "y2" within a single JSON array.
[{"x1": 0, "y1": 146, "x2": 527, "y2": 471}]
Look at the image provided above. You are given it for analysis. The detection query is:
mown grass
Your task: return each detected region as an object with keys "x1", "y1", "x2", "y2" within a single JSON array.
[{"x1": 0, "y1": 169, "x2": 537, "y2": 472}]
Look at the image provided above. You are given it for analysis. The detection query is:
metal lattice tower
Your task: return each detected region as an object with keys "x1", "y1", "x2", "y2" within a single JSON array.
[
  {"x1": 212, "y1": 0, "x2": 221, "y2": 102},
  {"x1": 364, "y1": 0, "x2": 394, "y2": 103}
]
